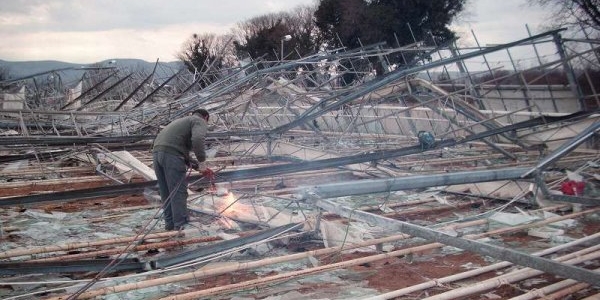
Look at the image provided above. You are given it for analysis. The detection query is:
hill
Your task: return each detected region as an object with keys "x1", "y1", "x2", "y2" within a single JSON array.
[{"x1": 0, "y1": 58, "x2": 184, "y2": 86}]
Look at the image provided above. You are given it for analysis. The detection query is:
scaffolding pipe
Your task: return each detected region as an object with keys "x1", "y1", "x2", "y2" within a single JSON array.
[
  {"x1": 421, "y1": 250, "x2": 600, "y2": 300},
  {"x1": 546, "y1": 283, "x2": 596, "y2": 299},
  {"x1": 61, "y1": 71, "x2": 117, "y2": 110},
  {"x1": 77, "y1": 73, "x2": 133, "y2": 111},
  {"x1": 553, "y1": 32, "x2": 586, "y2": 109},
  {"x1": 522, "y1": 121, "x2": 600, "y2": 177},
  {"x1": 30, "y1": 236, "x2": 221, "y2": 262},
  {"x1": 0, "y1": 229, "x2": 201, "y2": 259},
  {"x1": 114, "y1": 59, "x2": 159, "y2": 111},
  {"x1": 508, "y1": 267, "x2": 600, "y2": 300},
  {"x1": 306, "y1": 167, "x2": 530, "y2": 199},
  {"x1": 43, "y1": 207, "x2": 599, "y2": 300},
  {"x1": 364, "y1": 232, "x2": 600, "y2": 300},
  {"x1": 272, "y1": 28, "x2": 566, "y2": 134},
  {"x1": 314, "y1": 199, "x2": 600, "y2": 287},
  {"x1": 158, "y1": 233, "x2": 600, "y2": 300}
]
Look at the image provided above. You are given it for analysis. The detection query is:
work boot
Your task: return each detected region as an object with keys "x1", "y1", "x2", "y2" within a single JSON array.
[{"x1": 173, "y1": 225, "x2": 186, "y2": 237}]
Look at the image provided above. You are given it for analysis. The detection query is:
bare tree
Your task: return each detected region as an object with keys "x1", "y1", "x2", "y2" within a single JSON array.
[
  {"x1": 284, "y1": 4, "x2": 321, "y2": 59},
  {"x1": 533, "y1": 0, "x2": 600, "y2": 31},
  {"x1": 176, "y1": 33, "x2": 238, "y2": 87},
  {"x1": 213, "y1": 34, "x2": 238, "y2": 68}
]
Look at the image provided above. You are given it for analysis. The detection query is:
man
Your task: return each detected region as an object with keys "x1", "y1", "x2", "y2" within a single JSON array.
[{"x1": 152, "y1": 108, "x2": 212, "y2": 231}]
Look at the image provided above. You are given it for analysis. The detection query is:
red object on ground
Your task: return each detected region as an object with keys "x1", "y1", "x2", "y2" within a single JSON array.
[
  {"x1": 560, "y1": 180, "x2": 586, "y2": 195},
  {"x1": 202, "y1": 168, "x2": 216, "y2": 181},
  {"x1": 201, "y1": 168, "x2": 217, "y2": 192}
]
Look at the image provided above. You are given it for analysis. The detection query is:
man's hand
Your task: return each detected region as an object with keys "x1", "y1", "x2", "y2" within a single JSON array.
[
  {"x1": 201, "y1": 167, "x2": 216, "y2": 181},
  {"x1": 188, "y1": 160, "x2": 200, "y2": 171}
]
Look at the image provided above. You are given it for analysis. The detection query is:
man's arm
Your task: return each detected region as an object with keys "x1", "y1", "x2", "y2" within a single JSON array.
[{"x1": 190, "y1": 119, "x2": 207, "y2": 163}]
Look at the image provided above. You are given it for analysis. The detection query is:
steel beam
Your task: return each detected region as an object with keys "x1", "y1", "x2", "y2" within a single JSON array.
[
  {"x1": 0, "y1": 112, "x2": 588, "y2": 206},
  {"x1": 77, "y1": 73, "x2": 133, "y2": 111},
  {"x1": 61, "y1": 71, "x2": 117, "y2": 110},
  {"x1": 0, "y1": 258, "x2": 143, "y2": 275},
  {"x1": 305, "y1": 168, "x2": 532, "y2": 199},
  {"x1": 271, "y1": 28, "x2": 566, "y2": 134},
  {"x1": 150, "y1": 223, "x2": 301, "y2": 269},
  {"x1": 553, "y1": 33, "x2": 586, "y2": 109},
  {"x1": 114, "y1": 60, "x2": 159, "y2": 111},
  {"x1": 523, "y1": 121, "x2": 600, "y2": 177},
  {"x1": 0, "y1": 135, "x2": 154, "y2": 146}
]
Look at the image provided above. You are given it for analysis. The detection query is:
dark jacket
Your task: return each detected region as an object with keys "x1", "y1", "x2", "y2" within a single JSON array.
[{"x1": 152, "y1": 115, "x2": 207, "y2": 163}]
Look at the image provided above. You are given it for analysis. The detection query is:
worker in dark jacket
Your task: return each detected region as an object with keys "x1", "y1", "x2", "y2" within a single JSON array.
[{"x1": 152, "y1": 108, "x2": 211, "y2": 231}]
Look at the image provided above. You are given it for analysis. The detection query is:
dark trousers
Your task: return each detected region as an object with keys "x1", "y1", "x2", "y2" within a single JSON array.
[{"x1": 152, "y1": 151, "x2": 189, "y2": 230}]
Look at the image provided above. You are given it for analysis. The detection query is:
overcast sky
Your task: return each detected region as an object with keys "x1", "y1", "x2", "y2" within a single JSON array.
[{"x1": 0, "y1": 0, "x2": 552, "y2": 64}]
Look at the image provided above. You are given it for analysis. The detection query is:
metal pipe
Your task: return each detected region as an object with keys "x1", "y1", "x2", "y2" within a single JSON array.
[
  {"x1": 272, "y1": 28, "x2": 567, "y2": 134},
  {"x1": 306, "y1": 167, "x2": 531, "y2": 199},
  {"x1": 508, "y1": 267, "x2": 600, "y2": 300},
  {"x1": 421, "y1": 250, "x2": 600, "y2": 300},
  {"x1": 553, "y1": 33, "x2": 586, "y2": 110},
  {"x1": 361, "y1": 232, "x2": 600, "y2": 300},
  {"x1": 522, "y1": 121, "x2": 600, "y2": 177},
  {"x1": 77, "y1": 73, "x2": 133, "y2": 111},
  {"x1": 61, "y1": 71, "x2": 117, "y2": 110},
  {"x1": 151, "y1": 223, "x2": 300, "y2": 269},
  {"x1": 314, "y1": 198, "x2": 600, "y2": 287},
  {"x1": 44, "y1": 207, "x2": 599, "y2": 300}
]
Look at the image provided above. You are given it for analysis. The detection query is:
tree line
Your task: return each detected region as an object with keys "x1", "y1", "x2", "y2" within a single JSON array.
[
  {"x1": 177, "y1": 0, "x2": 599, "y2": 87},
  {"x1": 177, "y1": 0, "x2": 467, "y2": 82}
]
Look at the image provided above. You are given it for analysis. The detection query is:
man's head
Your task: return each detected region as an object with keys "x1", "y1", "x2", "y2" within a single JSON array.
[{"x1": 192, "y1": 109, "x2": 210, "y2": 121}]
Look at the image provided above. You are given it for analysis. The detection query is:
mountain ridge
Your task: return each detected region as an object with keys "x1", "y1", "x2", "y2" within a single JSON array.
[{"x1": 0, "y1": 58, "x2": 184, "y2": 85}]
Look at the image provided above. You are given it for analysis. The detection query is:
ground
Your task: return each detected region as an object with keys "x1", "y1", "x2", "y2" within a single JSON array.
[{"x1": 2, "y1": 186, "x2": 600, "y2": 299}]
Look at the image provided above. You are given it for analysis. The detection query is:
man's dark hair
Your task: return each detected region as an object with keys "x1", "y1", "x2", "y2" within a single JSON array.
[{"x1": 192, "y1": 108, "x2": 209, "y2": 120}]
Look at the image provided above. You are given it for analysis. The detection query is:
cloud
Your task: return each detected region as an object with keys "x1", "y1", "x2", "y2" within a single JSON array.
[
  {"x1": 1, "y1": 0, "x2": 313, "y2": 32},
  {"x1": 0, "y1": 22, "x2": 232, "y2": 63},
  {"x1": 0, "y1": 0, "x2": 313, "y2": 62},
  {"x1": 1, "y1": 0, "x2": 554, "y2": 64},
  {"x1": 452, "y1": 0, "x2": 551, "y2": 46}
]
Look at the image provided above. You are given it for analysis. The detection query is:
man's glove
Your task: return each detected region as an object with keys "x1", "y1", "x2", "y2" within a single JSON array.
[
  {"x1": 188, "y1": 160, "x2": 200, "y2": 171},
  {"x1": 201, "y1": 167, "x2": 216, "y2": 181}
]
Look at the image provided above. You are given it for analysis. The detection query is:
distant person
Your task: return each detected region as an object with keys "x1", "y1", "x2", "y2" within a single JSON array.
[{"x1": 152, "y1": 108, "x2": 213, "y2": 231}]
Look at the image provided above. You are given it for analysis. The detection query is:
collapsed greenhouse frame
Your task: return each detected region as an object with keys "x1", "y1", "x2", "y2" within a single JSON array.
[{"x1": 0, "y1": 27, "x2": 600, "y2": 299}]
